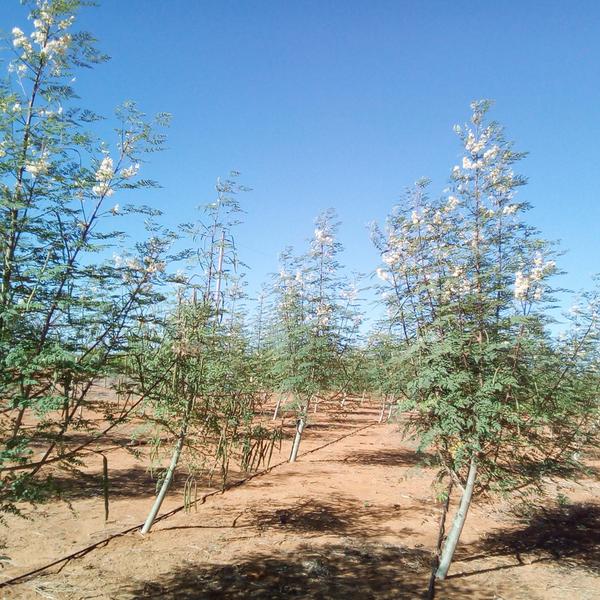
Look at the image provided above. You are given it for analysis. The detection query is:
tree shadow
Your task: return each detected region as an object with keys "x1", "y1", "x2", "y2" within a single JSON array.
[
  {"x1": 303, "y1": 421, "x2": 362, "y2": 432},
  {"x1": 121, "y1": 542, "x2": 476, "y2": 599},
  {"x1": 341, "y1": 448, "x2": 436, "y2": 468},
  {"x1": 452, "y1": 502, "x2": 600, "y2": 578},
  {"x1": 242, "y1": 495, "x2": 419, "y2": 540},
  {"x1": 44, "y1": 464, "x2": 228, "y2": 502}
]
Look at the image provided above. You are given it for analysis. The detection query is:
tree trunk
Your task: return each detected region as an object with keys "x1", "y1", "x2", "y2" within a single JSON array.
[
  {"x1": 141, "y1": 399, "x2": 192, "y2": 534},
  {"x1": 435, "y1": 455, "x2": 478, "y2": 580},
  {"x1": 427, "y1": 480, "x2": 453, "y2": 599},
  {"x1": 289, "y1": 398, "x2": 311, "y2": 463},
  {"x1": 102, "y1": 454, "x2": 109, "y2": 522},
  {"x1": 378, "y1": 400, "x2": 386, "y2": 423},
  {"x1": 272, "y1": 394, "x2": 283, "y2": 421}
]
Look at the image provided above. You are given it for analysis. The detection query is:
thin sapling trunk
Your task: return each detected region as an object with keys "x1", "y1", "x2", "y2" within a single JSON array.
[
  {"x1": 435, "y1": 454, "x2": 478, "y2": 580},
  {"x1": 427, "y1": 480, "x2": 453, "y2": 599},
  {"x1": 289, "y1": 397, "x2": 311, "y2": 462},
  {"x1": 141, "y1": 397, "x2": 193, "y2": 534},
  {"x1": 272, "y1": 394, "x2": 283, "y2": 421}
]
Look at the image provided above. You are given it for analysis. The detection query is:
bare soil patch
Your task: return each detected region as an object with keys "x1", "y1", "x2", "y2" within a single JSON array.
[{"x1": 1, "y1": 394, "x2": 599, "y2": 599}]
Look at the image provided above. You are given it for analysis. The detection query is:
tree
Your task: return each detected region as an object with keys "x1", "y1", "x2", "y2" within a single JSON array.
[
  {"x1": 0, "y1": 0, "x2": 169, "y2": 516},
  {"x1": 133, "y1": 175, "x2": 277, "y2": 534},
  {"x1": 372, "y1": 101, "x2": 600, "y2": 586},
  {"x1": 269, "y1": 210, "x2": 362, "y2": 461}
]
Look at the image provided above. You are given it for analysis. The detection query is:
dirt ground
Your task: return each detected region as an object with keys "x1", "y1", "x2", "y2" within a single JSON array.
[{"x1": 1, "y1": 395, "x2": 599, "y2": 599}]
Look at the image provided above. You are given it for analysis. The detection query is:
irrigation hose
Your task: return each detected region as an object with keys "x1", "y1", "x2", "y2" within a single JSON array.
[{"x1": 0, "y1": 421, "x2": 376, "y2": 589}]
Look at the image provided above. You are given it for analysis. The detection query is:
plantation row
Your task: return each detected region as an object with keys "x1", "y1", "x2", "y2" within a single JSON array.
[{"x1": 1, "y1": 0, "x2": 598, "y2": 589}]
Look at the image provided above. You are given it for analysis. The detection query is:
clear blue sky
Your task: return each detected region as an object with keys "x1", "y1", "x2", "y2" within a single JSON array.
[{"x1": 2, "y1": 0, "x2": 599, "y2": 314}]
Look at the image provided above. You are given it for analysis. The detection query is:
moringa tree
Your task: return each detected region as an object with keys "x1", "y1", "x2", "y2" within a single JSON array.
[
  {"x1": 0, "y1": 0, "x2": 169, "y2": 516},
  {"x1": 269, "y1": 210, "x2": 362, "y2": 461},
  {"x1": 134, "y1": 175, "x2": 278, "y2": 534},
  {"x1": 372, "y1": 101, "x2": 600, "y2": 586}
]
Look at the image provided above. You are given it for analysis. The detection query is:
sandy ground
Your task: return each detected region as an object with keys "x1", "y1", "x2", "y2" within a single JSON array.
[{"x1": 1, "y1": 397, "x2": 599, "y2": 599}]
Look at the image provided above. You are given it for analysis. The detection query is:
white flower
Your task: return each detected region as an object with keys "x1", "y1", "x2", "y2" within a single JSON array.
[
  {"x1": 502, "y1": 204, "x2": 517, "y2": 216},
  {"x1": 25, "y1": 155, "x2": 49, "y2": 177},
  {"x1": 483, "y1": 145, "x2": 499, "y2": 161},
  {"x1": 113, "y1": 254, "x2": 124, "y2": 268},
  {"x1": 376, "y1": 267, "x2": 391, "y2": 283},
  {"x1": 314, "y1": 227, "x2": 334, "y2": 246},
  {"x1": 12, "y1": 103, "x2": 21, "y2": 113},
  {"x1": 40, "y1": 34, "x2": 71, "y2": 58},
  {"x1": 95, "y1": 156, "x2": 114, "y2": 181},
  {"x1": 58, "y1": 16, "x2": 75, "y2": 30},
  {"x1": 465, "y1": 131, "x2": 484, "y2": 154},
  {"x1": 126, "y1": 258, "x2": 142, "y2": 270},
  {"x1": 145, "y1": 259, "x2": 165, "y2": 274},
  {"x1": 120, "y1": 163, "x2": 140, "y2": 179},
  {"x1": 31, "y1": 28, "x2": 46, "y2": 46},
  {"x1": 382, "y1": 250, "x2": 401, "y2": 266},
  {"x1": 110, "y1": 203, "x2": 120, "y2": 215},
  {"x1": 446, "y1": 196, "x2": 460, "y2": 211},
  {"x1": 514, "y1": 271, "x2": 529, "y2": 301},
  {"x1": 39, "y1": 5, "x2": 55, "y2": 27},
  {"x1": 411, "y1": 210, "x2": 421, "y2": 225},
  {"x1": 531, "y1": 253, "x2": 556, "y2": 282},
  {"x1": 12, "y1": 27, "x2": 32, "y2": 52},
  {"x1": 316, "y1": 304, "x2": 331, "y2": 327},
  {"x1": 92, "y1": 182, "x2": 114, "y2": 197},
  {"x1": 462, "y1": 156, "x2": 483, "y2": 170}
]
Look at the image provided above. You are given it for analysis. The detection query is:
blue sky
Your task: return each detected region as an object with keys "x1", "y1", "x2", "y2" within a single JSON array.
[{"x1": 2, "y1": 0, "x2": 599, "y2": 316}]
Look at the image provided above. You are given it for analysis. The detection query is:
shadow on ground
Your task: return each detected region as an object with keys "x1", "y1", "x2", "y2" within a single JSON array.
[
  {"x1": 452, "y1": 501, "x2": 600, "y2": 579},
  {"x1": 120, "y1": 542, "x2": 475, "y2": 599},
  {"x1": 341, "y1": 448, "x2": 435, "y2": 468},
  {"x1": 242, "y1": 495, "x2": 417, "y2": 539},
  {"x1": 45, "y1": 464, "x2": 234, "y2": 502}
]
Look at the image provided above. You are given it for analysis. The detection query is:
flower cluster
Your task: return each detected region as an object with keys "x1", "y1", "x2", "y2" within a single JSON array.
[
  {"x1": 10, "y1": 4, "x2": 74, "y2": 77},
  {"x1": 12, "y1": 27, "x2": 33, "y2": 54},
  {"x1": 314, "y1": 227, "x2": 334, "y2": 246},
  {"x1": 25, "y1": 151, "x2": 50, "y2": 177},
  {"x1": 120, "y1": 163, "x2": 140, "y2": 179},
  {"x1": 315, "y1": 303, "x2": 331, "y2": 327},
  {"x1": 92, "y1": 156, "x2": 115, "y2": 197},
  {"x1": 514, "y1": 254, "x2": 556, "y2": 302},
  {"x1": 376, "y1": 267, "x2": 392, "y2": 283}
]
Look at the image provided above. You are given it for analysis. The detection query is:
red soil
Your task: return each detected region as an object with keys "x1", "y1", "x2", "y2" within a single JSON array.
[{"x1": 1, "y1": 396, "x2": 599, "y2": 599}]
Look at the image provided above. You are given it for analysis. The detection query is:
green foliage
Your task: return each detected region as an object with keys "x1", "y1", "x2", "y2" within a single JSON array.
[
  {"x1": 128, "y1": 178, "x2": 278, "y2": 491},
  {"x1": 373, "y1": 101, "x2": 599, "y2": 494},
  {"x1": 267, "y1": 210, "x2": 363, "y2": 408},
  {"x1": 0, "y1": 0, "x2": 169, "y2": 512}
]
